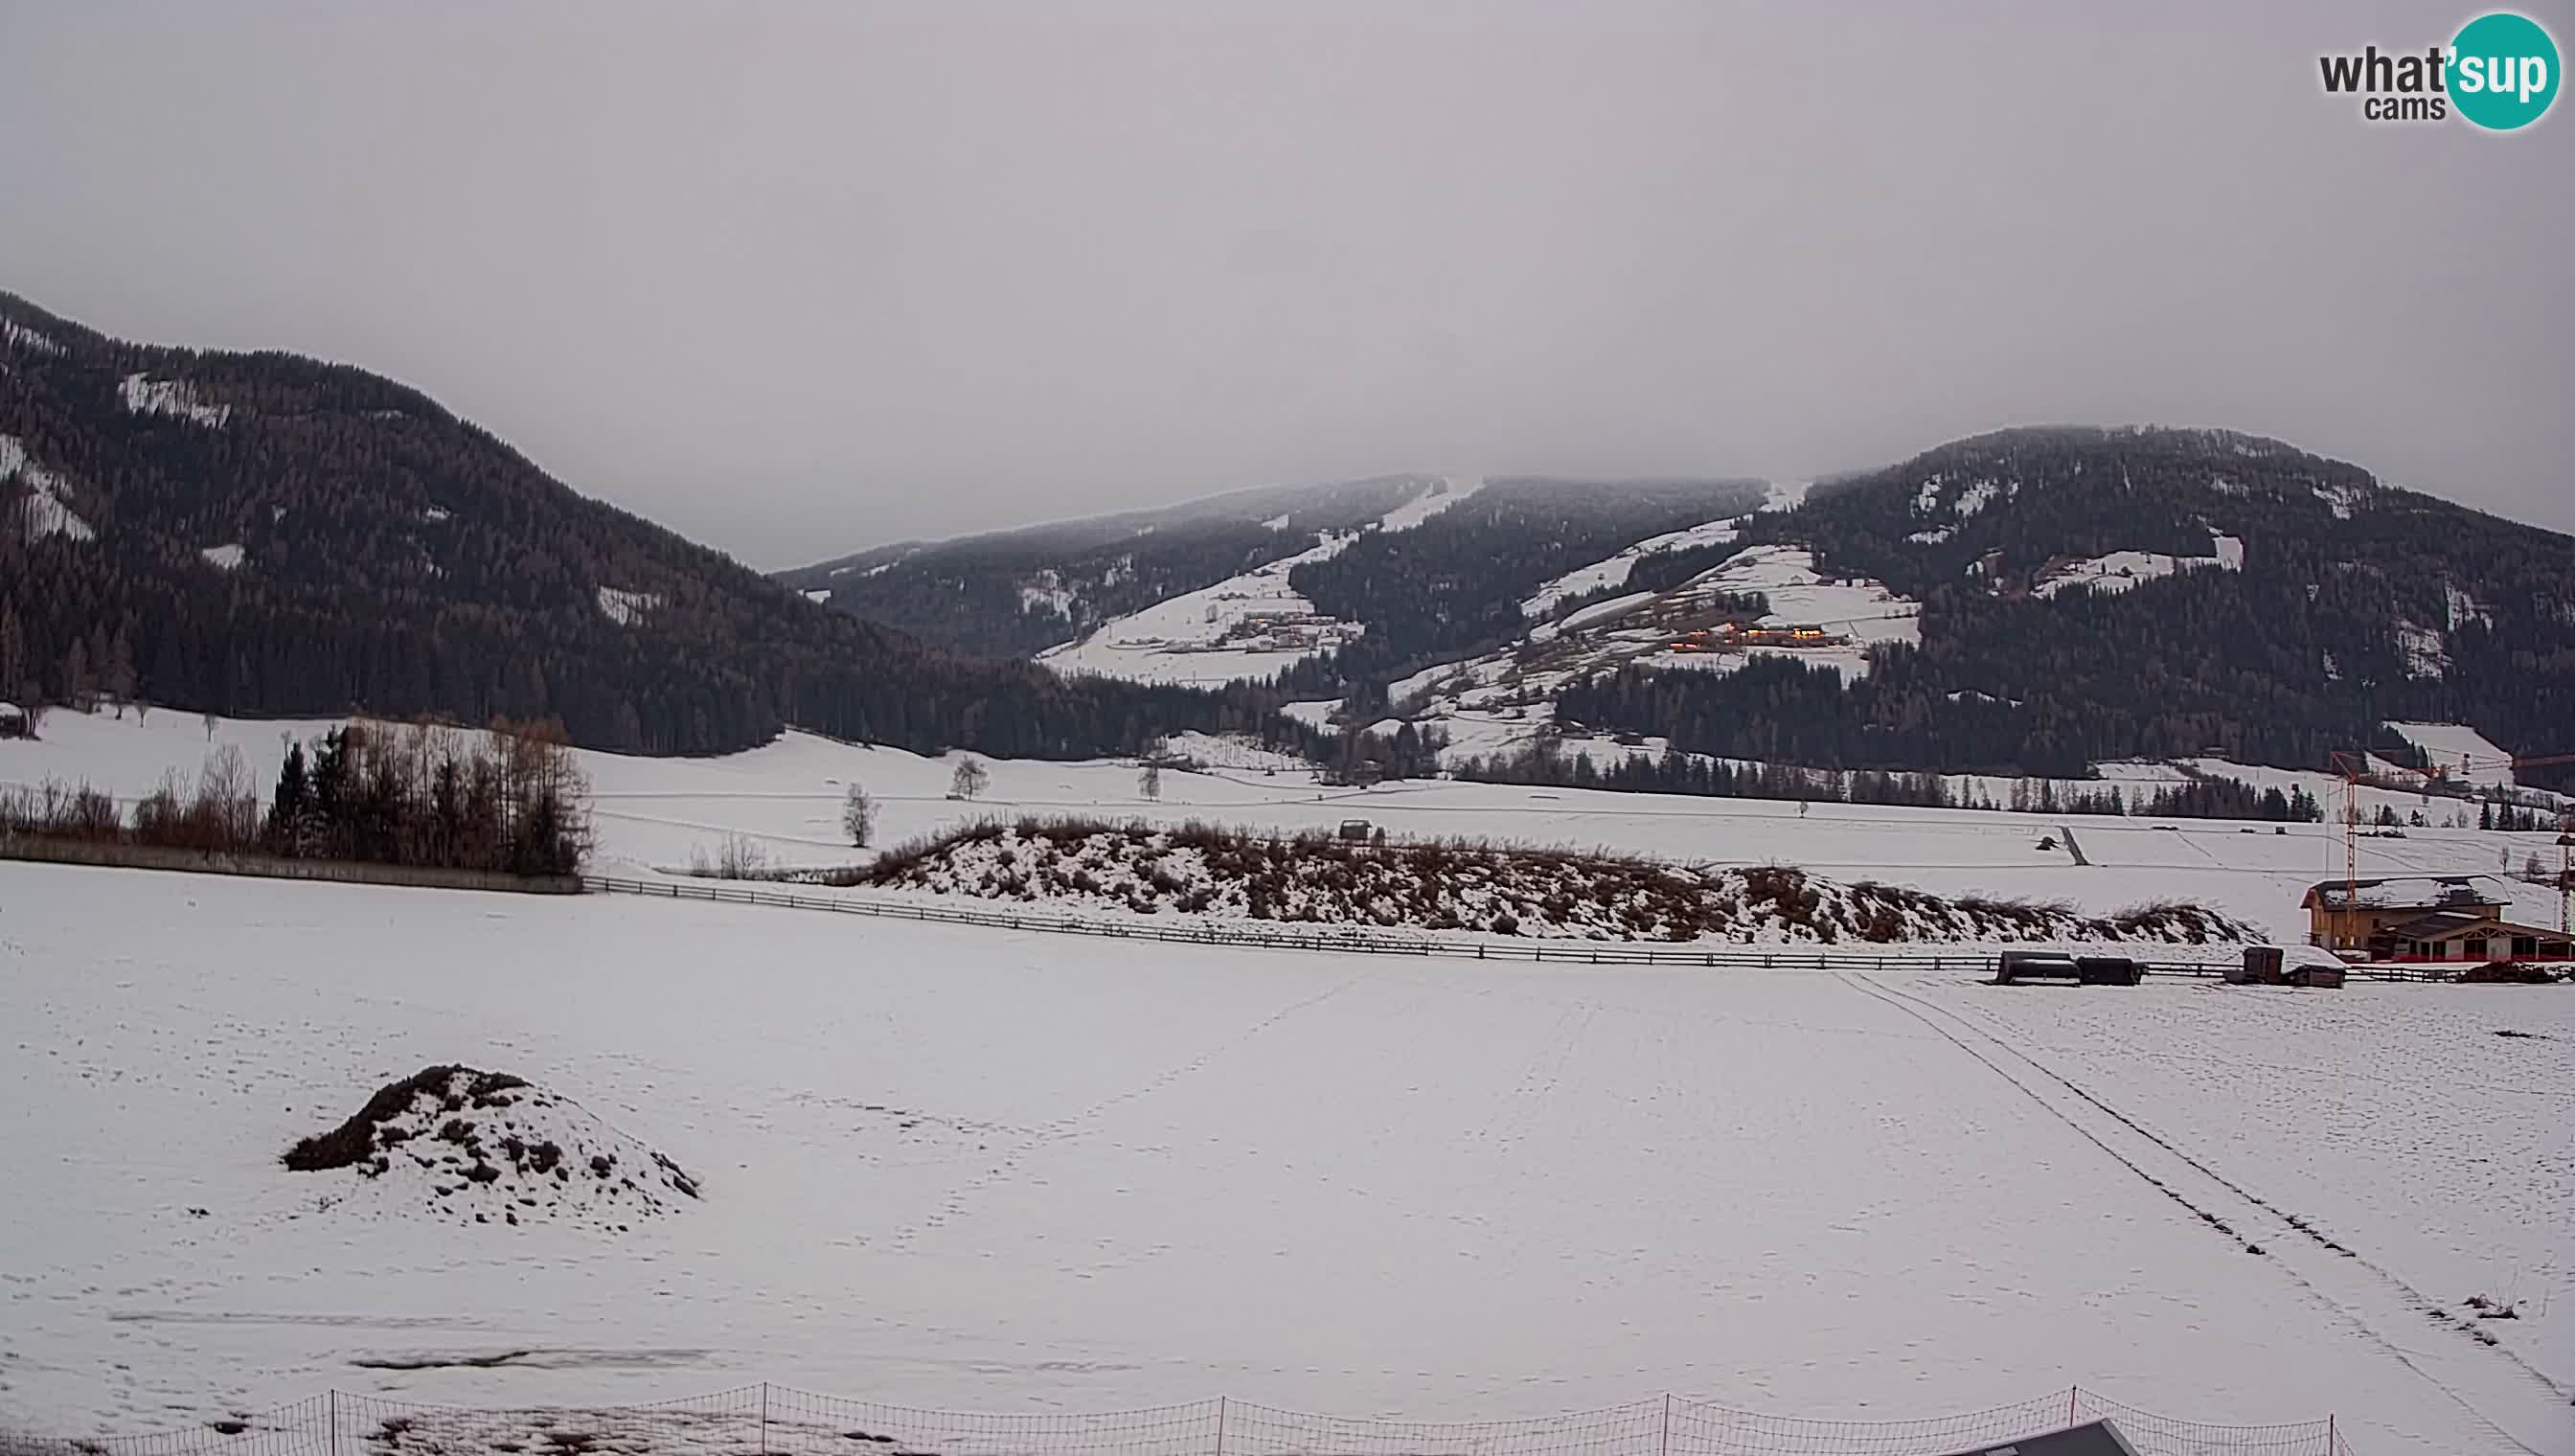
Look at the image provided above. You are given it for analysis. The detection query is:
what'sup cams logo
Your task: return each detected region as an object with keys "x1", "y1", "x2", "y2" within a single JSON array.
[{"x1": 2319, "y1": 11, "x2": 2559, "y2": 128}]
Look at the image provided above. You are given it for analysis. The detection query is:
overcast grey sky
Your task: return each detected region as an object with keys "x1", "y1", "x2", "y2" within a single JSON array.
[{"x1": 3, "y1": 1, "x2": 2569, "y2": 568}]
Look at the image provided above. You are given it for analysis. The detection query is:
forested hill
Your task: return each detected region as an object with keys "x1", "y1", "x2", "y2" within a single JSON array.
[
  {"x1": 778, "y1": 475, "x2": 1436, "y2": 657},
  {"x1": 1562, "y1": 427, "x2": 2575, "y2": 786},
  {"x1": 0, "y1": 291, "x2": 1262, "y2": 758}
]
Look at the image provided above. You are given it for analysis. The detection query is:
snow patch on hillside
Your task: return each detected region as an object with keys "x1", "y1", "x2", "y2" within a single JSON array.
[
  {"x1": 1156, "y1": 732, "x2": 1314, "y2": 775},
  {"x1": 1037, "y1": 532, "x2": 1363, "y2": 686},
  {"x1": 1376, "y1": 473, "x2": 1483, "y2": 533},
  {"x1": 1518, "y1": 516, "x2": 1743, "y2": 619},
  {"x1": 1018, "y1": 572, "x2": 1077, "y2": 617},
  {"x1": 2314, "y1": 482, "x2": 2368, "y2": 519},
  {"x1": 597, "y1": 586, "x2": 660, "y2": 626},
  {"x1": 1906, "y1": 526, "x2": 1955, "y2": 545},
  {"x1": 1632, "y1": 545, "x2": 1920, "y2": 681},
  {"x1": 1548, "y1": 590, "x2": 1657, "y2": 635},
  {"x1": 422, "y1": 506, "x2": 452, "y2": 523},
  {"x1": 802, "y1": 588, "x2": 831, "y2": 603},
  {"x1": 2033, "y1": 538, "x2": 2245, "y2": 599},
  {"x1": 199, "y1": 543, "x2": 245, "y2": 571},
  {"x1": 2385, "y1": 722, "x2": 2514, "y2": 786},
  {"x1": 283, "y1": 1066, "x2": 699, "y2": 1233},
  {"x1": 1280, "y1": 699, "x2": 1339, "y2": 730},
  {"x1": 2443, "y1": 583, "x2": 2491, "y2": 632},
  {"x1": 120, "y1": 373, "x2": 232, "y2": 428},
  {"x1": 1911, "y1": 472, "x2": 2013, "y2": 519},
  {"x1": 1758, "y1": 478, "x2": 1812, "y2": 512},
  {"x1": 2, "y1": 318, "x2": 63, "y2": 354},
  {"x1": 2395, "y1": 622, "x2": 2448, "y2": 678},
  {"x1": 2, "y1": 434, "x2": 97, "y2": 542}
]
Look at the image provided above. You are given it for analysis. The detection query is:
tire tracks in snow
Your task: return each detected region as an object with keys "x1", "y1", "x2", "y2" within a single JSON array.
[
  {"x1": 883, "y1": 968, "x2": 1368, "y2": 1250},
  {"x1": 1840, "y1": 974, "x2": 2569, "y2": 1456}
]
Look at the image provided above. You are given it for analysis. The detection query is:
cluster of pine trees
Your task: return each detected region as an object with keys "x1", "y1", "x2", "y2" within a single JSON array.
[
  {"x1": 260, "y1": 719, "x2": 590, "y2": 876},
  {"x1": 0, "y1": 717, "x2": 593, "y2": 875}
]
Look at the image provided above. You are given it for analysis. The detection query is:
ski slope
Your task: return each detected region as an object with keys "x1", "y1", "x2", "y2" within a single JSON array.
[
  {"x1": 2387, "y1": 722, "x2": 2518, "y2": 787},
  {"x1": 1517, "y1": 516, "x2": 1743, "y2": 620},
  {"x1": 1033, "y1": 532, "x2": 1364, "y2": 687},
  {"x1": 1032, "y1": 478, "x2": 1483, "y2": 688},
  {"x1": 0, "y1": 864, "x2": 2564, "y2": 1455}
]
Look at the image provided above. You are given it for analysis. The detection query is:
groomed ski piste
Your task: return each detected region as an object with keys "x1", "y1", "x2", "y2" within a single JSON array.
[{"x1": 4, "y1": 709, "x2": 2573, "y2": 1456}]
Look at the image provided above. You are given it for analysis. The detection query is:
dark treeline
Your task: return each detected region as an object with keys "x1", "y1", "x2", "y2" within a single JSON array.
[
  {"x1": 0, "y1": 290, "x2": 1273, "y2": 761},
  {"x1": 1554, "y1": 640, "x2": 2404, "y2": 783},
  {"x1": 1316, "y1": 719, "x2": 1449, "y2": 785},
  {"x1": 0, "y1": 717, "x2": 595, "y2": 874},
  {"x1": 1450, "y1": 738, "x2": 2329, "y2": 823}
]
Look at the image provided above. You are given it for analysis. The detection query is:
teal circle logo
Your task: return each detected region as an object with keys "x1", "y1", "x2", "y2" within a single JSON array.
[{"x1": 2450, "y1": 12, "x2": 2560, "y2": 129}]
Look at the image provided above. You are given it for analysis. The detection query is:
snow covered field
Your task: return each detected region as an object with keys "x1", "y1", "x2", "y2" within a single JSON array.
[
  {"x1": 6, "y1": 708, "x2": 2568, "y2": 944},
  {"x1": 1, "y1": 864, "x2": 2566, "y2": 1456}
]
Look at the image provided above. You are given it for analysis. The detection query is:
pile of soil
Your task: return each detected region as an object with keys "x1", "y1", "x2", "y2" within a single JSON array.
[{"x1": 284, "y1": 1065, "x2": 700, "y2": 1231}]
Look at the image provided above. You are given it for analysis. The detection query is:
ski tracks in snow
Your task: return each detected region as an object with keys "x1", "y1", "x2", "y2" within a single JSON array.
[
  {"x1": 1840, "y1": 974, "x2": 2570, "y2": 1456},
  {"x1": 1470, "y1": 999, "x2": 1597, "y2": 1159}
]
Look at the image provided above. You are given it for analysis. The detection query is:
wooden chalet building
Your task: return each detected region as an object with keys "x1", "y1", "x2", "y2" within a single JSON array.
[{"x1": 2300, "y1": 875, "x2": 2570, "y2": 963}]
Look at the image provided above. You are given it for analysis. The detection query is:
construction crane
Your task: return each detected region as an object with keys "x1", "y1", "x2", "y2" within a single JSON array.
[{"x1": 2327, "y1": 746, "x2": 2575, "y2": 936}]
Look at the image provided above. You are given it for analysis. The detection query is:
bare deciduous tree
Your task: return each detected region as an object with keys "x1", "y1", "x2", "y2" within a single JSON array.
[
  {"x1": 1139, "y1": 761, "x2": 1162, "y2": 802},
  {"x1": 842, "y1": 784, "x2": 877, "y2": 847},
  {"x1": 690, "y1": 832, "x2": 770, "y2": 879},
  {"x1": 949, "y1": 756, "x2": 990, "y2": 801}
]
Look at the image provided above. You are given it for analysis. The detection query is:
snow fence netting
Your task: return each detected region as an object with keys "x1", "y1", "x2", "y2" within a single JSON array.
[{"x1": 0, "y1": 1387, "x2": 2355, "y2": 1456}]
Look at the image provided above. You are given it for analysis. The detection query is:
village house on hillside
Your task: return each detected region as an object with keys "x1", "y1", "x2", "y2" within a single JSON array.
[
  {"x1": 2300, "y1": 875, "x2": 2570, "y2": 962},
  {"x1": 1666, "y1": 622, "x2": 1848, "y2": 654}
]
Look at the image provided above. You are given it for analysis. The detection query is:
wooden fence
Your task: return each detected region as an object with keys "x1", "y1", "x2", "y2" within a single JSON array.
[{"x1": 580, "y1": 875, "x2": 2464, "y2": 980}]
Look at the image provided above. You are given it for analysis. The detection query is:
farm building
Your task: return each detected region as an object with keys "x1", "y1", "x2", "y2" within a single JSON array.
[
  {"x1": 2367, "y1": 910, "x2": 2570, "y2": 964},
  {"x1": 2300, "y1": 875, "x2": 2569, "y2": 961},
  {"x1": 2300, "y1": 876, "x2": 2504, "y2": 951},
  {"x1": 0, "y1": 702, "x2": 28, "y2": 739}
]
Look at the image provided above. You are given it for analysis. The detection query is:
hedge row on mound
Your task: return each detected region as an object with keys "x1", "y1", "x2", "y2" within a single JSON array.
[{"x1": 860, "y1": 817, "x2": 2260, "y2": 944}]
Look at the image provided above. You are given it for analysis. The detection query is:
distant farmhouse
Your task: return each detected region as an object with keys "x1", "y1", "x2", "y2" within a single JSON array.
[
  {"x1": 2301, "y1": 875, "x2": 2570, "y2": 963},
  {"x1": 1665, "y1": 622, "x2": 1847, "y2": 654}
]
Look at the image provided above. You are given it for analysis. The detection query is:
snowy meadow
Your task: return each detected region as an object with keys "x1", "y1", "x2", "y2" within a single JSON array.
[{"x1": 3, "y1": 712, "x2": 2572, "y2": 1456}]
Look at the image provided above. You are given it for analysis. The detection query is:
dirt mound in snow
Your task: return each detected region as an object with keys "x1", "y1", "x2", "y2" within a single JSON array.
[
  {"x1": 285, "y1": 1066, "x2": 699, "y2": 1231},
  {"x1": 866, "y1": 818, "x2": 2261, "y2": 944}
]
